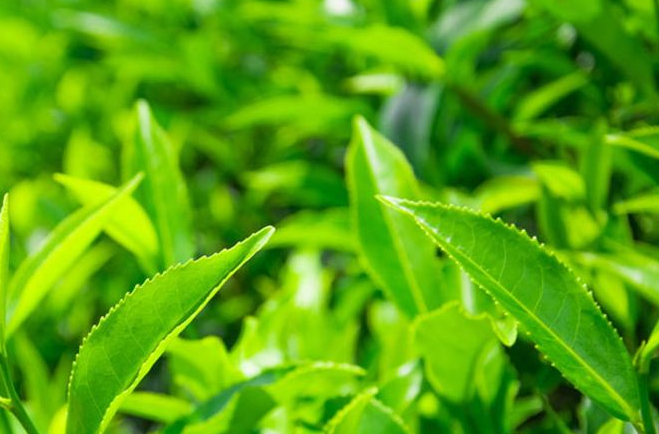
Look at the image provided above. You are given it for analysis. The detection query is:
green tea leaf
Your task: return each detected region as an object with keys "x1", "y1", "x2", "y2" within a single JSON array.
[
  {"x1": 346, "y1": 116, "x2": 443, "y2": 317},
  {"x1": 576, "y1": 247, "x2": 659, "y2": 307},
  {"x1": 7, "y1": 174, "x2": 143, "y2": 336},
  {"x1": 54, "y1": 173, "x2": 159, "y2": 274},
  {"x1": 268, "y1": 208, "x2": 354, "y2": 252},
  {"x1": 413, "y1": 301, "x2": 497, "y2": 403},
  {"x1": 474, "y1": 175, "x2": 540, "y2": 215},
  {"x1": 125, "y1": 100, "x2": 194, "y2": 268},
  {"x1": 0, "y1": 194, "x2": 9, "y2": 351},
  {"x1": 606, "y1": 128, "x2": 659, "y2": 161},
  {"x1": 380, "y1": 197, "x2": 641, "y2": 422},
  {"x1": 638, "y1": 320, "x2": 659, "y2": 374},
  {"x1": 162, "y1": 367, "x2": 292, "y2": 434},
  {"x1": 66, "y1": 226, "x2": 274, "y2": 434},
  {"x1": 327, "y1": 25, "x2": 444, "y2": 79},
  {"x1": 167, "y1": 336, "x2": 242, "y2": 401},
  {"x1": 119, "y1": 392, "x2": 191, "y2": 424},
  {"x1": 533, "y1": 162, "x2": 586, "y2": 202},
  {"x1": 580, "y1": 130, "x2": 611, "y2": 212},
  {"x1": 377, "y1": 362, "x2": 422, "y2": 414},
  {"x1": 267, "y1": 361, "x2": 365, "y2": 404},
  {"x1": 325, "y1": 388, "x2": 410, "y2": 434},
  {"x1": 613, "y1": 191, "x2": 659, "y2": 215}
]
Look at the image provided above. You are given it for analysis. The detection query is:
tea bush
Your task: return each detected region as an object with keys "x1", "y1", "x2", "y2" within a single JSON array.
[{"x1": 2, "y1": 0, "x2": 659, "y2": 433}]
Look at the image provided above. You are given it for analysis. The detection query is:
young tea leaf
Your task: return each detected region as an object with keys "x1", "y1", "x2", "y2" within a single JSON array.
[
  {"x1": 119, "y1": 392, "x2": 191, "y2": 424},
  {"x1": 66, "y1": 226, "x2": 274, "y2": 434},
  {"x1": 124, "y1": 100, "x2": 194, "y2": 268},
  {"x1": 0, "y1": 194, "x2": 8, "y2": 351},
  {"x1": 380, "y1": 197, "x2": 641, "y2": 422},
  {"x1": 413, "y1": 301, "x2": 497, "y2": 403},
  {"x1": 7, "y1": 174, "x2": 143, "y2": 336},
  {"x1": 54, "y1": 173, "x2": 159, "y2": 274},
  {"x1": 0, "y1": 194, "x2": 9, "y2": 352},
  {"x1": 324, "y1": 388, "x2": 410, "y2": 434},
  {"x1": 346, "y1": 116, "x2": 443, "y2": 317}
]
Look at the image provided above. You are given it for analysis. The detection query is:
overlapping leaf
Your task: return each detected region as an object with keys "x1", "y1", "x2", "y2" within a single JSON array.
[
  {"x1": 346, "y1": 117, "x2": 443, "y2": 317},
  {"x1": 381, "y1": 197, "x2": 641, "y2": 422},
  {"x1": 7, "y1": 174, "x2": 143, "y2": 336},
  {"x1": 124, "y1": 100, "x2": 194, "y2": 268},
  {"x1": 55, "y1": 173, "x2": 159, "y2": 274}
]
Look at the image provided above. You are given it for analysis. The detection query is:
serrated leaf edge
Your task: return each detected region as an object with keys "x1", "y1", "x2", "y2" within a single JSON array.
[
  {"x1": 379, "y1": 195, "x2": 641, "y2": 422},
  {"x1": 66, "y1": 226, "x2": 274, "y2": 434}
]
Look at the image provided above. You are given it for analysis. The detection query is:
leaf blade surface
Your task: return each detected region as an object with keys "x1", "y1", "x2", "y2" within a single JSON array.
[
  {"x1": 381, "y1": 197, "x2": 640, "y2": 422},
  {"x1": 7, "y1": 174, "x2": 143, "y2": 335},
  {"x1": 346, "y1": 117, "x2": 443, "y2": 317},
  {"x1": 66, "y1": 226, "x2": 274, "y2": 434}
]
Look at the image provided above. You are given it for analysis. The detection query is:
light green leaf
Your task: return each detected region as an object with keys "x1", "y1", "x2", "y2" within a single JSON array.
[
  {"x1": 474, "y1": 175, "x2": 540, "y2": 215},
  {"x1": 377, "y1": 362, "x2": 423, "y2": 414},
  {"x1": 413, "y1": 301, "x2": 497, "y2": 403},
  {"x1": 324, "y1": 388, "x2": 410, "y2": 434},
  {"x1": 46, "y1": 242, "x2": 115, "y2": 316},
  {"x1": 613, "y1": 191, "x2": 659, "y2": 215},
  {"x1": 596, "y1": 419, "x2": 626, "y2": 434},
  {"x1": 119, "y1": 392, "x2": 192, "y2": 424},
  {"x1": 54, "y1": 173, "x2": 159, "y2": 274},
  {"x1": 380, "y1": 197, "x2": 641, "y2": 422},
  {"x1": 606, "y1": 128, "x2": 659, "y2": 161},
  {"x1": 346, "y1": 116, "x2": 443, "y2": 317},
  {"x1": 576, "y1": 245, "x2": 659, "y2": 307},
  {"x1": 638, "y1": 320, "x2": 659, "y2": 374},
  {"x1": 225, "y1": 94, "x2": 363, "y2": 136},
  {"x1": 0, "y1": 194, "x2": 8, "y2": 351},
  {"x1": 326, "y1": 25, "x2": 445, "y2": 79},
  {"x1": 268, "y1": 208, "x2": 355, "y2": 252},
  {"x1": 167, "y1": 336, "x2": 242, "y2": 401},
  {"x1": 161, "y1": 367, "x2": 292, "y2": 434},
  {"x1": 533, "y1": 161, "x2": 586, "y2": 202},
  {"x1": 7, "y1": 174, "x2": 143, "y2": 336},
  {"x1": 124, "y1": 99, "x2": 194, "y2": 268},
  {"x1": 66, "y1": 226, "x2": 274, "y2": 434},
  {"x1": 267, "y1": 361, "x2": 365, "y2": 404}
]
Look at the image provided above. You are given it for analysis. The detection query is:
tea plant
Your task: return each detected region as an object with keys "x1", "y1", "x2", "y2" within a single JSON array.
[{"x1": 3, "y1": 0, "x2": 659, "y2": 433}]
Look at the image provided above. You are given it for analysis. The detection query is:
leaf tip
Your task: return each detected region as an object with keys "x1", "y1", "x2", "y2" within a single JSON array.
[{"x1": 352, "y1": 114, "x2": 370, "y2": 132}]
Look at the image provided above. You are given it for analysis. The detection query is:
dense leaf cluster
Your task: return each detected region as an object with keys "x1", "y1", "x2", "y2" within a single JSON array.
[{"x1": 2, "y1": 0, "x2": 659, "y2": 433}]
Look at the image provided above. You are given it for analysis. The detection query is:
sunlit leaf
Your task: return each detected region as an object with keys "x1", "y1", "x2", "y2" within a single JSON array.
[
  {"x1": 66, "y1": 226, "x2": 274, "y2": 434},
  {"x1": 381, "y1": 197, "x2": 641, "y2": 422},
  {"x1": 54, "y1": 173, "x2": 159, "y2": 274},
  {"x1": 325, "y1": 388, "x2": 410, "y2": 434},
  {"x1": 346, "y1": 116, "x2": 444, "y2": 317},
  {"x1": 7, "y1": 174, "x2": 143, "y2": 336},
  {"x1": 124, "y1": 100, "x2": 194, "y2": 268}
]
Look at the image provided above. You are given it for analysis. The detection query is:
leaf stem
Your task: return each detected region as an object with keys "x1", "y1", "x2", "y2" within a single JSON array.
[{"x1": 0, "y1": 354, "x2": 40, "y2": 434}]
